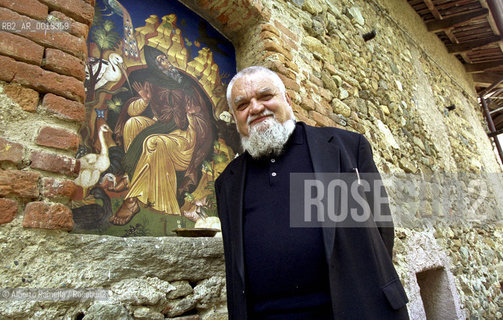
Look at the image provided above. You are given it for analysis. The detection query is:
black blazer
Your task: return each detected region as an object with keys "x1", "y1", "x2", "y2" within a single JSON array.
[{"x1": 215, "y1": 122, "x2": 409, "y2": 319}]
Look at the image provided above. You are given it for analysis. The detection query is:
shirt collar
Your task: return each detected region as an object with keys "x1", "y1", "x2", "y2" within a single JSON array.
[{"x1": 287, "y1": 121, "x2": 304, "y2": 146}]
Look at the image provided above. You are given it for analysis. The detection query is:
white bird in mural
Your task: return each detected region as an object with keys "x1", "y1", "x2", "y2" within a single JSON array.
[
  {"x1": 75, "y1": 124, "x2": 112, "y2": 195},
  {"x1": 85, "y1": 53, "x2": 125, "y2": 91}
]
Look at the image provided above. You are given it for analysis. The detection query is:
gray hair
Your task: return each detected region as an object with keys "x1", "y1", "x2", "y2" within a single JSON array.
[{"x1": 226, "y1": 66, "x2": 287, "y2": 112}]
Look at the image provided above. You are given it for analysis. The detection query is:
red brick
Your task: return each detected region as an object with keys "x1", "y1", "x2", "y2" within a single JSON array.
[
  {"x1": 275, "y1": 54, "x2": 299, "y2": 73},
  {"x1": 309, "y1": 73, "x2": 324, "y2": 87},
  {"x1": 41, "y1": 93, "x2": 85, "y2": 122},
  {"x1": 49, "y1": 11, "x2": 89, "y2": 39},
  {"x1": 261, "y1": 24, "x2": 280, "y2": 37},
  {"x1": 294, "y1": 112, "x2": 316, "y2": 126},
  {"x1": 273, "y1": 20, "x2": 298, "y2": 42},
  {"x1": 0, "y1": 31, "x2": 44, "y2": 65},
  {"x1": 300, "y1": 95, "x2": 315, "y2": 111},
  {"x1": 0, "y1": 198, "x2": 18, "y2": 224},
  {"x1": 253, "y1": 1, "x2": 270, "y2": 21},
  {"x1": 41, "y1": 177, "x2": 77, "y2": 201},
  {"x1": 294, "y1": 105, "x2": 309, "y2": 118},
  {"x1": 319, "y1": 99, "x2": 332, "y2": 114},
  {"x1": 216, "y1": 12, "x2": 230, "y2": 25},
  {"x1": 260, "y1": 30, "x2": 278, "y2": 41},
  {"x1": 263, "y1": 39, "x2": 293, "y2": 61},
  {"x1": 22, "y1": 201, "x2": 73, "y2": 231},
  {"x1": 43, "y1": 48, "x2": 86, "y2": 80},
  {"x1": 282, "y1": 36, "x2": 298, "y2": 51},
  {"x1": 319, "y1": 87, "x2": 333, "y2": 101},
  {"x1": 278, "y1": 74, "x2": 299, "y2": 91},
  {"x1": 310, "y1": 110, "x2": 336, "y2": 127},
  {"x1": 264, "y1": 60, "x2": 296, "y2": 80},
  {"x1": 36, "y1": 126, "x2": 80, "y2": 151},
  {"x1": 0, "y1": 54, "x2": 17, "y2": 81},
  {"x1": 0, "y1": 170, "x2": 40, "y2": 198},
  {"x1": 3, "y1": 83, "x2": 39, "y2": 112},
  {"x1": 197, "y1": 0, "x2": 211, "y2": 9},
  {"x1": 214, "y1": 0, "x2": 231, "y2": 12},
  {"x1": 13, "y1": 60, "x2": 85, "y2": 102},
  {"x1": 304, "y1": 81, "x2": 320, "y2": 96},
  {"x1": 0, "y1": 137, "x2": 24, "y2": 164},
  {"x1": 286, "y1": 89, "x2": 300, "y2": 104},
  {"x1": 0, "y1": 7, "x2": 87, "y2": 59},
  {"x1": 38, "y1": 0, "x2": 94, "y2": 25},
  {"x1": 30, "y1": 150, "x2": 79, "y2": 177},
  {"x1": 0, "y1": 0, "x2": 48, "y2": 20}
]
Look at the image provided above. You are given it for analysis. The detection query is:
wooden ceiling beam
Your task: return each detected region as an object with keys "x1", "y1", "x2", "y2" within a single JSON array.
[
  {"x1": 472, "y1": 72, "x2": 503, "y2": 86},
  {"x1": 424, "y1": 0, "x2": 442, "y2": 20},
  {"x1": 447, "y1": 35, "x2": 502, "y2": 53},
  {"x1": 465, "y1": 59, "x2": 503, "y2": 73},
  {"x1": 427, "y1": 8, "x2": 489, "y2": 32},
  {"x1": 480, "y1": 0, "x2": 503, "y2": 52}
]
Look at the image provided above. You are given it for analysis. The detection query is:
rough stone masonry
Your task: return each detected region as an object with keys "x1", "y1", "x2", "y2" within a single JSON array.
[{"x1": 0, "y1": 0, "x2": 502, "y2": 319}]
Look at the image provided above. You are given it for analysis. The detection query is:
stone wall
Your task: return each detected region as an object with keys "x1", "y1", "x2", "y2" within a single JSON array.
[
  {"x1": 0, "y1": 0, "x2": 502, "y2": 319},
  {"x1": 0, "y1": 219, "x2": 227, "y2": 319}
]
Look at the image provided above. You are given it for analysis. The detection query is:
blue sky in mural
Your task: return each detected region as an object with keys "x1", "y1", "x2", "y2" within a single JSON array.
[{"x1": 94, "y1": 0, "x2": 236, "y2": 76}]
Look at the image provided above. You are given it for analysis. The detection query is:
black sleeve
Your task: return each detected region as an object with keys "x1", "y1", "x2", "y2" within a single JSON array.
[{"x1": 215, "y1": 178, "x2": 236, "y2": 319}]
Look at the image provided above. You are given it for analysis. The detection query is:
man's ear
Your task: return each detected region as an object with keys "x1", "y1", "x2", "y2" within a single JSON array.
[{"x1": 285, "y1": 91, "x2": 292, "y2": 105}]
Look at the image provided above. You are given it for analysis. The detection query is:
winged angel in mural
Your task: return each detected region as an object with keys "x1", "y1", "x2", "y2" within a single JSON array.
[{"x1": 73, "y1": 1, "x2": 237, "y2": 233}]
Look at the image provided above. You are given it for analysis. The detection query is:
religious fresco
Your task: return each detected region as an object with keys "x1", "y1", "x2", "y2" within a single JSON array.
[{"x1": 71, "y1": 0, "x2": 239, "y2": 237}]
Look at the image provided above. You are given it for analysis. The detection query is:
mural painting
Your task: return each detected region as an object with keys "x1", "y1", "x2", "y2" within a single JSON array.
[{"x1": 71, "y1": 0, "x2": 239, "y2": 237}]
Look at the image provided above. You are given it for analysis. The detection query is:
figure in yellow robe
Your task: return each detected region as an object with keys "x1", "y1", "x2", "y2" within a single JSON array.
[{"x1": 110, "y1": 46, "x2": 214, "y2": 225}]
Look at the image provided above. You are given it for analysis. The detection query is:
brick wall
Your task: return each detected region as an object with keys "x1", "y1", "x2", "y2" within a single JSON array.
[{"x1": 0, "y1": 0, "x2": 93, "y2": 230}]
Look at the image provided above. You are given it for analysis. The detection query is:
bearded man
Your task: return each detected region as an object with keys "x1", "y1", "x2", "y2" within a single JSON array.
[{"x1": 215, "y1": 66, "x2": 410, "y2": 319}]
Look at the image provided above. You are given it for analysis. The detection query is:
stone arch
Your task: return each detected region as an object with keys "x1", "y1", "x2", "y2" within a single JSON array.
[
  {"x1": 178, "y1": 0, "x2": 271, "y2": 68},
  {"x1": 178, "y1": 0, "x2": 302, "y2": 115}
]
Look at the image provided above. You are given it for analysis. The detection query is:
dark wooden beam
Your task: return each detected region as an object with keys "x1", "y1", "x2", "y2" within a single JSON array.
[
  {"x1": 473, "y1": 72, "x2": 503, "y2": 86},
  {"x1": 488, "y1": 128, "x2": 503, "y2": 137},
  {"x1": 447, "y1": 36, "x2": 502, "y2": 53},
  {"x1": 427, "y1": 8, "x2": 489, "y2": 32},
  {"x1": 492, "y1": 114, "x2": 503, "y2": 130},
  {"x1": 487, "y1": 0, "x2": 503, "y2": 36},
  {"x1": 424, "y1": 0, "x2": 442, "y2": 20},
  {"x1": 465, "y1": 59, "x2": 503, "y2": 73}
]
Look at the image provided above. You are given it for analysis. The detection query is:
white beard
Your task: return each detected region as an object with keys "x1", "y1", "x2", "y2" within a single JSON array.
[{"x1": 240, "y1": 113, "x2": 295, "y2": 159}]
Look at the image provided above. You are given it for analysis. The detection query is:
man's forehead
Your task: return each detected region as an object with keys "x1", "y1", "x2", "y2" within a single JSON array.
[{"x1": 233, "y1": 73, "x2": 278, "y2": 93}]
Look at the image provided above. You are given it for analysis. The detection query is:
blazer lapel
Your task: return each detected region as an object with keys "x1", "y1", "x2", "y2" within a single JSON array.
[
  {"x1": 302, "y1": 123, "x2": 341, "y2": 263},
  {"x1": 225, "y1": 155, "x2": 247, "y2": 286}
]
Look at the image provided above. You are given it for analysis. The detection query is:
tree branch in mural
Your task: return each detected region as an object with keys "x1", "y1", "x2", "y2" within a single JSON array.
[{"x1": 109, "y1": 46, "x2": 215, "y2": 225}]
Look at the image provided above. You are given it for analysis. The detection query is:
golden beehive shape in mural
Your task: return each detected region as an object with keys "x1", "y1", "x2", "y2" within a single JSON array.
[{"x1": 132, "y1": 14, "x2": 223, "y2": 110}]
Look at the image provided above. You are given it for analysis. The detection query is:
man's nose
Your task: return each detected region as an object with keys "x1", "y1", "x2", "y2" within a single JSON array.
[{"x1": 249, "y1": 99, "x2": 264, "y2": 114}]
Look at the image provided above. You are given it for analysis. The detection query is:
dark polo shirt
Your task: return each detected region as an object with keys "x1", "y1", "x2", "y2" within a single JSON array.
[{"x1": 243, "y1": 123, "x2": 333, "y2": 320}]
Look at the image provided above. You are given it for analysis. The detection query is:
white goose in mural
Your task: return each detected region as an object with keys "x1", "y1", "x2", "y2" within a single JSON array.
[
  {"x1": 75, "y1": 124, "x2": 112, "y2": 195},
  {"x1": 85, "y1": 53, "x2": 125, "y2": 91}
]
